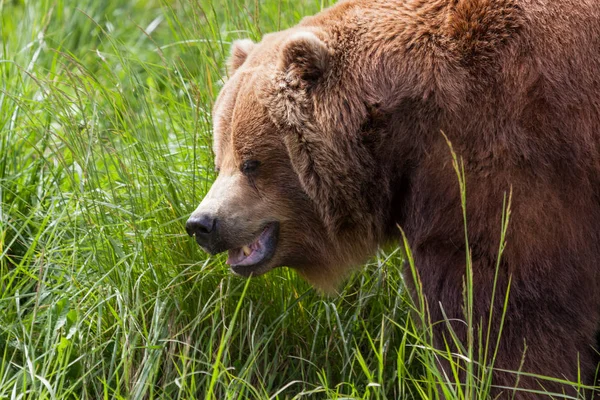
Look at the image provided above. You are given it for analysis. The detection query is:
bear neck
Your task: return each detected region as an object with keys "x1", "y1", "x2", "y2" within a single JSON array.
[{"x1": 300, "y1": 0, "x2": 600, "y2": 267}]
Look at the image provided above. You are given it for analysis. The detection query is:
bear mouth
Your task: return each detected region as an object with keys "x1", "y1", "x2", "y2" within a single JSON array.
[{"x1": 226, "y1": 222, "x2": 279, "y2": 276}]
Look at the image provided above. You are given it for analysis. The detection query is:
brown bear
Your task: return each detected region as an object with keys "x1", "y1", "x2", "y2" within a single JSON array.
[{"x1": 186, "y1": 0, "x2": 600, "y2": 397}]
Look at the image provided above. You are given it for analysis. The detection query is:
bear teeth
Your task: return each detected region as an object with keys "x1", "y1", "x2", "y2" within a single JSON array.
[{"x1": 242, "y1": 246, "x2": 252, "y2": 256}]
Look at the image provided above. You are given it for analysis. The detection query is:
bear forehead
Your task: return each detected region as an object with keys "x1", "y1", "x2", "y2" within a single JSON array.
[
  {"x1": 212, "y1": 26, "x2": 325, "y2": 168},
  {"x1": 213, "y1": 70, "x2": 281, "y2": 168}
]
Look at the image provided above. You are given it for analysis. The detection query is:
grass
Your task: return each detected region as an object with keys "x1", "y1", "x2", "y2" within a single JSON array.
[{"x1": 0, "y1": 0, "x2": 597, "y2": 398}]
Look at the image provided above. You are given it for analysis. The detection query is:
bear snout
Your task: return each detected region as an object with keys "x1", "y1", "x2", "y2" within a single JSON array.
[{"x1": 186, "y1": 213, "x2": 223, "y2": 255}]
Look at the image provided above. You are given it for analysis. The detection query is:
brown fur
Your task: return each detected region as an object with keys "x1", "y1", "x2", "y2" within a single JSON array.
[{"x1": 195, "y1": 0, "x2": 600, "y2": 396}]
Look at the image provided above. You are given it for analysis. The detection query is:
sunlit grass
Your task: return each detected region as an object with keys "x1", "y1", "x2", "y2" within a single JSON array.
[{"x1": 0, "y1": 0, "x2": 596, "y2": 398}]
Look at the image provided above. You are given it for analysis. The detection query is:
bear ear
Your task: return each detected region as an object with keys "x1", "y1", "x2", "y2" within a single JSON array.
[
  {"x1": 227, "y1": 39, "x2": 255, "y2": 75},
  {"x1": 279, "y1": 31, "x2": 330, "y2": 84}
]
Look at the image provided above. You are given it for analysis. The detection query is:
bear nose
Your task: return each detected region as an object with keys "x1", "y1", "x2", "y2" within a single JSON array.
[{"x1": 186, "y1": 214, "x2": 216, "y2": 238}]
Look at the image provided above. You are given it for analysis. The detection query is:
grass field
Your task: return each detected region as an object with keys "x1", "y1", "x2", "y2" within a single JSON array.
[{"x1": 0, "y1": 0, "x2": 596, "y2": 398}]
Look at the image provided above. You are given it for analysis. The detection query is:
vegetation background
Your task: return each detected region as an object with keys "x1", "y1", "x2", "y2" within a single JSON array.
[{"x1": 0, "y1": 0, "x2": 593, "y2": 398}]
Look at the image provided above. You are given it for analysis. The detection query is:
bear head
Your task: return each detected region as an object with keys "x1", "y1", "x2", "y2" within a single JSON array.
[{"x1": 186, "y1": 28, "x2": 390, "y2": 291}]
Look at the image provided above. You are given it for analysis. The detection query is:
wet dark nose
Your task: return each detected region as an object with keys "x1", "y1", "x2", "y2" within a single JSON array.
[
  {"x1": 186, "y1": 214, "x2": 216, "y2": 238},
  {"x1": 186, "y1": 214, "x2": 226, "y2": 255}
]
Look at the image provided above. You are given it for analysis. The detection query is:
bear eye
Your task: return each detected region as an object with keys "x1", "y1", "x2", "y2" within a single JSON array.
[{"x1": 241, "y1": 160, "x2": 261, "y2": 175}]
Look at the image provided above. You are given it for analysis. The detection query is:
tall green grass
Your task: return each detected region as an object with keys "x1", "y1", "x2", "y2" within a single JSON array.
[{"x1": 0, "y1": 0, "x2": 596, "y2": 398}]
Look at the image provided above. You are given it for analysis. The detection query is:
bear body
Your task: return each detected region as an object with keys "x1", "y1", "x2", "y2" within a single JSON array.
[{"x1": 186, "y1": 0, "x2": 600, "y2": 396}]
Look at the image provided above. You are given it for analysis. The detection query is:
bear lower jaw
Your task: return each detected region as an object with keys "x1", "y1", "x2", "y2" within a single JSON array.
[{"x1": 226, "y1": 222, "x2": 279, "y2": 276}]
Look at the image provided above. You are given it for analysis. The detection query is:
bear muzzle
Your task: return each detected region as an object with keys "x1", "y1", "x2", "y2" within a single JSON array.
[
  {"x1": 185, "y1": 213, "x2": 227, "y2": 255},
  {"x1": 186, "y1": 213, "x2": 280, "y2": 276}
]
